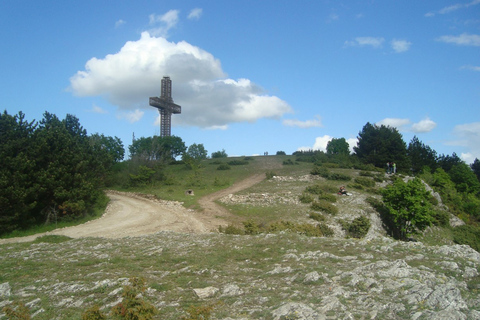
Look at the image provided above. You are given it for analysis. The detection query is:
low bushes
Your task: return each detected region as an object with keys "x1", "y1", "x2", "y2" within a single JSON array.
[
  {"x1": 340, "y1": 216, "x2": 371, "y2": 238},
  {"x1": 311, "y1": 200, "x2": 338, "y2": 215},
  {"x1": 219, "y1": 219, "x2": 334, "y2": 237}
]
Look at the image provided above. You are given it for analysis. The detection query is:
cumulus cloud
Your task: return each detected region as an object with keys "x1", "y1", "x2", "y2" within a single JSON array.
[
  {"x1": 436, "y1": 33, "x2": 480, "y2": 46},
  {"x1": 391, "y1": 39, "x2": 412, "y2": 53},
  {"x1": 69, "y1": 30, "x2": 292, "y2": 127},
  {"x1": 376, "y1": 118, "x2": 410, "y2": 129},
  {"x1": 188, "y1": 8, "x2": 203, "y2": 20},
  {"x1": 347, "y1": 138, "x2": 358, "y2": 154},
  {"x1": 426, "y1": 0, "x2": 480, "y2": 17},
  {"x1": 452, "y1": 122, "x2": 480, "y2": 163},
  {"x1": 376, "y1": 117, "x2": 437, "y2": 133},
  {"x1": 148, "y1": 10, "x2": 179, "y2": 37},
  {"x1": 117, "y1": 109, "x2": 145, "y2": 123},
  {"x1": 297, "y1": 135, "x2": 333, "y2": 153},
  {"x1": 345, "y1": 37, "x2": 384, "y2": 48},
  {"x1": 411, "y1": 117, "x2": 437, "y2": 133},
  {"x1": 283, "y1": 116, "x2": 322, "y2": 128}
]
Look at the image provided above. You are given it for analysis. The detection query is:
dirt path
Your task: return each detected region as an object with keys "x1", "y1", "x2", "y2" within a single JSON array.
[{"x1": 0, "y1": 173, "x2": 266, "y2": 244}]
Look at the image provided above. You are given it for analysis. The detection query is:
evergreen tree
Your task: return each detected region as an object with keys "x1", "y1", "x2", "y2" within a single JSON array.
[
  {"x1": 353, "y1": 122, "x2": 409, "y2": 170},
  {"x1": 470, "y1": 158, "x2": 480, "y2": 182},
  {"x1": 407, "y1": 136, "x2": 438, "y2": 174}
]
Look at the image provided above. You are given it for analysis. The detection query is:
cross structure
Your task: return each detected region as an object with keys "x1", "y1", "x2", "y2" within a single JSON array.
[{"x1": 149, "y1": 76, "x2": 182, "y2": 137}]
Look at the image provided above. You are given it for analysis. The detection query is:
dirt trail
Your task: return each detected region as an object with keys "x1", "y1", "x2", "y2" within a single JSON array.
[{"x1": 0, "y1": 173, "x2": 266, "y2": 244}]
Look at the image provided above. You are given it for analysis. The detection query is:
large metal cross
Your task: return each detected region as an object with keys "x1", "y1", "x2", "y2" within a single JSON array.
[{"x1": 149, "y1": 76, "x2": 182, "y2": 137}]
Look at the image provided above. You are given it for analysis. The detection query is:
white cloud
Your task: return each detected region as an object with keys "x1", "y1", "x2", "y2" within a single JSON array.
[
  {"x1": 188, "y1": 8, "x2": 203, "y2": 20},
  {"x1": 90, "y1": 104, "x2": 108, "y2": 114},
  {"x1": 376, "y1": 117, "x2": 437, "y2": 133},
  {"x1": 426, "y1": 0, "x2": 480, "y2": 16},
  {"x1": 148, "y1": 10, "x2": 179, "y2": 37},
  {"x1": 391, "y1": 39, "x2": 412, "y2": 53},
  {"x1": 115, "y1": 19, "x2": 126, "y2": 28},
  {"x1": 376, "y1": 118, "x2": 410, "y2": 129},
  {"x1": 117, "y1": 109, "x2": 145, "y2": 123},
  {"x1": 297, "y1": 135, "x2": 332, "y2": 153},
  {"x1": 345, "y1": 37, "x2": 384, "y2": 48},
  {"x1": 452, "y1": 122, "x2": 480, "y2": 163},
  {"x1": 70, "y1": 30, "x2": 292, "y2": 129},
  {"x1": 346, "y1": 138, "x2": 358, "y2": 154},
  {"x1": 461, "y1": 65, "x2": 480, "y2": 72},
  {"x1": 283, "y1": 116, "x2": 322, "y2": 128},
  {"x1": 411, "y1": 117, "x2": 437, "y2": 133},
  {"x1": 436, "y1": 33, "x2": 480, "y2": 46}
]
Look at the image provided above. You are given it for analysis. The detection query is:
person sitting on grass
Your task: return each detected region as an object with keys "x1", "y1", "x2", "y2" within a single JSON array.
[{"x1": 338, "y1": 186, "x2": 347, "y2": 195}]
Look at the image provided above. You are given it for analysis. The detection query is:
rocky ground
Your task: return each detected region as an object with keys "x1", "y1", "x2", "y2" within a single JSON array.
[{"x1": 1, "y1": 172, "x2": 479, "y2": 319}]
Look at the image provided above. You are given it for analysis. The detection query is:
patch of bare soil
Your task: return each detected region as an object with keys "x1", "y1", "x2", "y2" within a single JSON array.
[{"x1": 0, "y1": 174, "x2": 267, "y2": 244}]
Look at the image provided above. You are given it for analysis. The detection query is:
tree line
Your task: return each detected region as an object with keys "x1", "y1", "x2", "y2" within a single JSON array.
[
  {"x1": 2, "y1": 111, "x2": 480, "y2": 238},
  {"x1": 0, "y1": 111, "x2": 124, "y2": 235}
]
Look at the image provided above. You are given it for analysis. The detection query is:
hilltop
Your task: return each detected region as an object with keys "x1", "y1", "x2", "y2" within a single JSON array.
[{"x1": 1, "y1": 155, "x2": 479, "y2": 319}]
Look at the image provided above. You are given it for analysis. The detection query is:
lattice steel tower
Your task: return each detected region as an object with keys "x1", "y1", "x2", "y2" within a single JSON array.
[{"x1": 149, "y1": 76, "x2": 182, "y2": 137}]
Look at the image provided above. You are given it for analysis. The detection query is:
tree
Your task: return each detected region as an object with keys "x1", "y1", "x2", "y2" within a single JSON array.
[
  {"x1": 437, "y1": 152, "x2": 463, "y2": 173},
  {"x1": 129, "y1": 135, "x2": 186, "y2": 161},
  {"x1": 326, "y1": 138, "x2": 349, "y2": 155},
  {"x1": 407, "y1": 136, "x2": 438, "y2": 174},
  {"x1": 381, "y1": 178, "x2": 435, "y2": 240},
  {"x1": 354, "y1": 122, "x2": 409, "y2": 170},
  {"x1": 448, "y1": 163, "x2": 480, "y2": 194},
  {"x1": 90, "y1": 133, "x2": 125, "y2": 163},
  {"x1": 211, "y1": 149, "x2": 228, "y2": 158},
  {"x1": 471, "y1": 158, "x2": 480, "y2": 182},
  {"x1": 186, "y1": 143, "x2": 208, "y2": 161}
]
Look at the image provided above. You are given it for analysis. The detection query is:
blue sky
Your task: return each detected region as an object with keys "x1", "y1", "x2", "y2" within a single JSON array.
[{"x1": 1, "y1": 1, "x2": 479, "y2": 162}]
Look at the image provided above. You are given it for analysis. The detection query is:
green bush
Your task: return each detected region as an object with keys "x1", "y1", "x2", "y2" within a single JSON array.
[
  {"x1": 283, "y1": 159, "x2": 297, "y2": 165},
  {"x1": 2, "y1": 301, "x2": 31, "y2": 320},
  {"x1": 342, "y1": 216, "x2": 371, "y2": 238},
  {"x1": 181, "y1": 304, "x2": 215, "y2": 320},
  {"x1": 32, "y1": 235, "x2": 72, "y2": 244},
  {"x1": 82, "y1": 305, "x2": 107, "y2": 320},
  {"x1": 317, "y1": 223, "x2": 335, "y2": 237},
  {"x1": 327, "y1": 173, "x2": 351, "y2": 181},
  {"x1": 431, "y1": 210, "x2": 449, "y2": 227},
  {"x1": 216, "y1": 164, "x2": 231, "y2": 170},
  {"x1": 318, "y1": 193, "x2": 337, "y2": 203},
  {"x1": 452, "y1": 225, "x2": 480, "y2": 252},
  {"x1": 311, "y1": 200, "x2": 338, "y2": 215},
  {"x1": 244, "y1": 156, "x2": 254, "y2": 161},
  {"x1": 299, "y1": 193, "x2": 314, "y2": 203},
  {"x1": 243, "y1": 220, "x2": 261, "y2": 235},
  {"x1": 110, "y1": 277, "x2": 157, "y2": 320},
  {"x1": 310, "y1": 166, "x2": 330, "y2": 177},
  {"x1": 354, "y1": 176, "x2": 375, "y2": 187},
  {"x1": 265, "y1": 171, "x2": 277, "y2": 180},
  {"x1": 276, "y1": 151, "x2": 286, "y2": 155},
  {"x1": 219, "y1": 224, "x2": 244, "y2": 235},
  {"x1": 309, "y1": 212, "x2": 325, "y2": 222},
  {"x1": 228, "y1": 160, "x2": 249, "y2": 165}
]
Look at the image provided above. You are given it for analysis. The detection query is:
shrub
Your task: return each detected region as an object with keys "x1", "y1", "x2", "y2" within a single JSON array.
[
  {"x1": 299, "y1": 193, "x2": 314, "y2": 204},
  {"x1": 228, "y1": 160, "x2": 249, "y2": 165},
  {"x1": 243, "y1": 220, "x2": 261, "y2": 235},
  {"x1": 219, "y1": 224, "x2": 244, "y2": 235},
  {"x1": 265, "y1": 171, "x2": 277, "y2": 180},
  {"x1": 354, "y1": 176, "x2": 375, "y2": 187},
  {"x1": 2, "y1": 301, "x2": 31, "y2": 320},
  {"x1": 311, "y1": 200, "x2": 338, "y2": 215},
  {"x1": 110, "y1": 277, "x2": 157, "y2": 320},
  {"x1": 309, "y1": 212, "x2": 325, "y2": 222},
  {"x1": 211, "y1": 149, "x2": 228, "y2": 158},
  {"x1": 318, "y1": 193, "x2": 337, "y2": 203},
  {"x1": 283, "y1": 159, "x2": 297, "y2": 165},
  {"x1": 216, "y1": 164, "x2": 231, "y2": 170},
  {"x1": 317, "y1": 223, "x2": 335, "y2": 237},
  {"x1": 327, "y1": 173, "x2": 351, "y2": 181},
  {"x1": 343, "y1": 216, "x2": 371, "y2": 238},
  {"x1": 82, "y1": 305, "x2": 107, "y2": 320},
  {"x1": 244, "y1": 156, "x2": 254, "y2": 161},
  {"x1": 181, "y1": 304, "x2": 215, "y2": 320},
  {"x1": 276, "y1": 151, "x2": 286, "y2": 155},
  {"x1": 305, "y1": 184, "x2": 324, "y2": 195},
  {"x1": 452, "y1": 225, "x2": 480, "y2": 252},
  {"x1": 310, "y1": 166, "x2": 330, "y2": 177}
]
